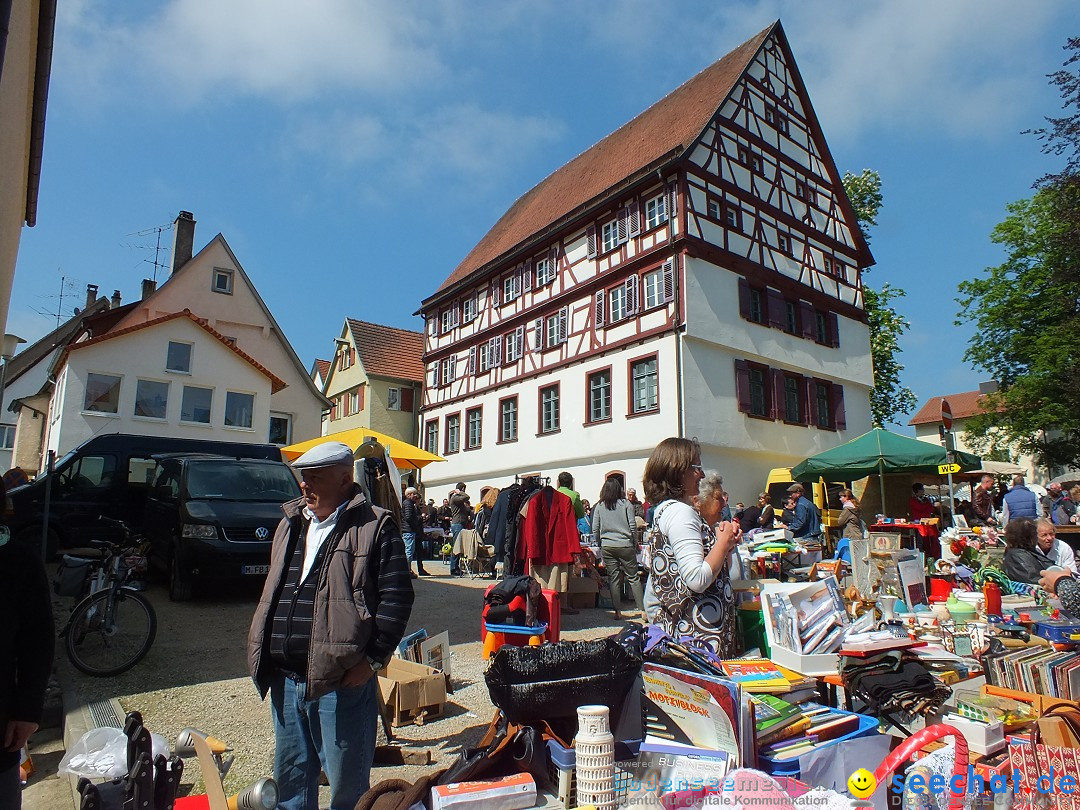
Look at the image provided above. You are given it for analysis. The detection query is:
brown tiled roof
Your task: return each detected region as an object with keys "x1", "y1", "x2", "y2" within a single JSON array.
[
  {"x1": 909, "y1": 391, "x2": 1001, "y2": 425},
  {"x1": 63, "y1": 309, "x2": 288, "y2": 393},
  {"x1": 346, "y1": 319, "x2": 425, "y2": 383},
  {"x1": 314, "y1": 359, "x2": 331, "y2": 381},
  {"x1": 430, "y1": 22, "x2": 777, "y2": 299}
]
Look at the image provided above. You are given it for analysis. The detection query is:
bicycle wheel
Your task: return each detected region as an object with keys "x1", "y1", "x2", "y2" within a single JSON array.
[{"x1": 65, "y1": 588, "x2": 157, "y2": 677}]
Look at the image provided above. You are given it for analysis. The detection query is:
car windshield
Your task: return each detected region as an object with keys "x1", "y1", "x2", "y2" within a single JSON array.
[{"x1": 185, "y1": 461, "x2": 300, "y2": 502}]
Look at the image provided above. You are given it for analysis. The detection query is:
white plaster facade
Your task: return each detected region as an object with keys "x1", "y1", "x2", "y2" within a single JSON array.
[
  {"x1": 45, "y1": 316, "x2": 276, "y2": 456},
  {"x1": 112, "y1": 225, "x2": 328, "y2": 446}
]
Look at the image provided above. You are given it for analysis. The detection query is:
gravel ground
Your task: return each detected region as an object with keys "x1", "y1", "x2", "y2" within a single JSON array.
[{"x1": 50, "y1": 561, "x2": 626, "y2": 801}]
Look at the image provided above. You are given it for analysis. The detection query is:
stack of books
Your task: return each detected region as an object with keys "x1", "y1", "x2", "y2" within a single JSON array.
[
  {"x1": 720, "y1": 658, "x2": 817, "y2": 696},
  {"x1": 757, "y1": 704, "x2": 867, "y2": 761},
  {"x1": 984, "y1": 647, "x2": 1080, "y2": 700}
]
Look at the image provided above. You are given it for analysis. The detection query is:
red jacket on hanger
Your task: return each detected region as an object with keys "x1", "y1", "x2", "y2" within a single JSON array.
[{"x1": 517, "y1": 487, "x2": 582, "y2": 566}]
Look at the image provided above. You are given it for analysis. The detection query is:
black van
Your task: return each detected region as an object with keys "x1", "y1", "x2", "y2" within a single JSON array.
[
  {"x1": 9, "y1": 433, "x2": 283, "y2": 556},
  {"x1": 143, "y1": 454, "x2": 301, "y2": 600}
]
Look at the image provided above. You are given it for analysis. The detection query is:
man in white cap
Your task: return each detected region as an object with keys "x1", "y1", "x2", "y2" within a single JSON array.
[{"x1": 247, "y1": 442, "x2": 414, "y2": 810}]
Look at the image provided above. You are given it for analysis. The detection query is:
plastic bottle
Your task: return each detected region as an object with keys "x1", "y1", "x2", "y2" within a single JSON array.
[{"x1": 983, "y1": 581, "x2": 1002, "y2": 617}]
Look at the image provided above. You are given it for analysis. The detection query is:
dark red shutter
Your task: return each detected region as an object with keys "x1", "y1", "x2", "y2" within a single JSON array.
[
  {"x1": 833, "y1": 385, "x2": 846, "y2": 430},
  {"x1": 401, "y1": 387, "x2": 414, "y2": 412},
  {"x1": 738, "y1": 278, "x2": 751, "y2": 320},
  {"x1": 828, "y1": 312, "x2": 840, "y2": 347},
  {"x1": 766, "y1": 290, "x2": 785, "y2": 329},
  {"x1": 734, "y1": 360, "x2": 751, "y2": 413},
  {"x1": 800, "y1": 302, "x2": 816, "y2": 340},
  {"x1": 771, "y1": 369, "x2": 785, "y2": 421},
  {"x1": 797, "y1": 375, "x2": 809, "y2": 425},
  {"x1": 358, "y1": 384, "x2": 365, "y2": 411},
  {"x1": 806, "y1": 378, "x2": 818, "y2": 427}
]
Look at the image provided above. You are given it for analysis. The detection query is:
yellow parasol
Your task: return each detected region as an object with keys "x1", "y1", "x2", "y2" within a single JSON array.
[{"x1": 281, "y1": 427, "x2": 445, "y2": 470}]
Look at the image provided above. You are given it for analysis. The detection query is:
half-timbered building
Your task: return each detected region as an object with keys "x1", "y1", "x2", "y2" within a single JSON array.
[{"x1": 418, "y1": 21, "x2": 874, "y2": 502}]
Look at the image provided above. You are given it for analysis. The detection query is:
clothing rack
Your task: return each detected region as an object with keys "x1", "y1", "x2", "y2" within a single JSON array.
[{"x1": 515, "y1": 473, "x2": 551, "y2": 487}]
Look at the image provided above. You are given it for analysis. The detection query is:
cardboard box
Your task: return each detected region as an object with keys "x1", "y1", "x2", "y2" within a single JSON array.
[
  {"x1": 568, "y1": 574, "x2": 599, "y2": 608},
  {"x1": 760, "y1": 581, "x2": 842, "y2": 676},
  {"x1": 378, "y1": 658, "x2": 449, "y2": 727}
]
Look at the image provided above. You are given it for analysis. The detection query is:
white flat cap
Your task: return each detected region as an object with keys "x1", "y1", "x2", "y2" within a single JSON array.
[{"x1": 291, "y1": 441, "x2": 354, "y2": 469}]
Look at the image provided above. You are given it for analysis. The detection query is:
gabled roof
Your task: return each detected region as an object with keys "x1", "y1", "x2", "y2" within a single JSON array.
[
  {"x1": 345, "y1": 319, "x2": 425, "y2": 383},
  {"x1": 429, "y1": 22, "x2": 776, "y2": 301},
  {"x1": 4, "y1": 297, "x2": 111, "y2": 386},
  {"x1": 909, "y1": 391, "x2": 1000, "y2": 425},
  {"x1": 61, "y1": 309, "x2": 288, "y2": 393},
  {"x1": 313, "y1": 359, "x2": 331, "y2": 382},
  {"x1": 143, "y1": 233, "x2": 331, "y2": 406}
]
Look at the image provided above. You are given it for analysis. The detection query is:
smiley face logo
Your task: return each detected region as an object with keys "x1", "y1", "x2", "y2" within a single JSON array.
[{"x1": 848, "y1": 768, "x2": 877, "y2": 799}]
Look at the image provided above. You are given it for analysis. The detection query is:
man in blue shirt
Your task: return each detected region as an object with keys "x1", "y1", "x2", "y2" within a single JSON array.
[{"x1": 786, "y1": 483, "x2": 821, "y2": 541}]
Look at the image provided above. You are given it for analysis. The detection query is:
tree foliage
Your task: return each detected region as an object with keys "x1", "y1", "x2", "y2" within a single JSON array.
[
  {"x1": 841, "y1": 170, "x2": 917, "y2": 428},
  {"x1": 956, "y1": 180, "x2": 1080, "y2": 469},
  {"x1": 1028, "y1": 37, "x2": 1080, "y2": 186}
]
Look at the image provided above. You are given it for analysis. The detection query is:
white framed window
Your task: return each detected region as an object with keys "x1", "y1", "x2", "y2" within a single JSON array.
[
  {"x1": 439, "y1": 356, "x2": 457, "y2": 385},
  {"x1": 645, "y1": 194, "x2": 668, "y2": 230},
  {"x1": 503, "y1": 274, "x2": 521, "y2": 304},
  {"x1": 441, "y1": 306, "x2": 460, "y2": 333},
  {"x1": 504, "y1": 327, "x2": 524, "y2": 363},
  {"x1": 610, "y1": 285, "x2": 628, "y2": 322},
  {"x1": 644, "y1": 269, "x2": 663, "y2": 309},
  {"x1": 387, "y1": 387, "x2": 401, "y2": 410},
  {"x1": 225, "y1": 391, "x2": 255, "y2": 429},
  {"x1": 588, "y1": 369, "x2": 611, "y2": 423},
  {"x1": 134, "y1": 379, "x2": 169, "y2": 420},
  {"x1": 166, "y1": 341, "x2": 192, "y2": 373},
  {"x1": 84, "y1": 373, "x2": 122, "y2": 414},
  {"x1": 212, "y1": 267, "x2": 234, "y2": 295},
  {"x1": 445, "y1": 414, "x2": 460, "y2": 454},
  {"x1": 540, "y1": 385, "x2": 559, "y2": 434},
  {"x1": 500, "y1": 397, "x2": 517, "y2": 443},
  {"x1": 631, "y1": 357, "x2": 659, "y2": 414},
  {"x1": 777, "y1": 233, "x2": 791, "y2": 255},
  {"x1": 466, "y1": 407, "x2": 482, "y2": 449},
  {"x1": 545, "y1": 307, "x2": 568, "y2": 349},
  {"x1": 706, "y1": 198, "x2": 720, "y2": 220},
  {"x1": 180, "y1": 385, "x2": 213, "y2": 424},
  {"x1": 478, "y1": 337, "x2": 501, "y2": 372},
  {"x1": 0, "y1": 424, "x2": 15, "y2": 450},
  {"x1": 461, "y1": 294, "x2": 478, "y2": 323},
  {"x1": 427, "y1": 317, "x2": 437, "y2": 337},
  {"x1": 601, "y1": 219, "x2": 620, "y2": 253},
  {"x1": 269, "y1": 412, "x2": 292, "y2": 445},
  {"x1": 349, "y1": 389, "x2": 360, "y2": 415},
  {"x1": 424, "y1": 420, "x2": 438, "y2": 454},
  {"x1": 535, "y1": 255, "x2": 555, "y2": 286}
]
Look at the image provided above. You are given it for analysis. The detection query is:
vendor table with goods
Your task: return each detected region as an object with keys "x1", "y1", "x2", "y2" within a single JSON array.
[{"x1": 871, "y1": 521, "x2": 942, "y2": 559}]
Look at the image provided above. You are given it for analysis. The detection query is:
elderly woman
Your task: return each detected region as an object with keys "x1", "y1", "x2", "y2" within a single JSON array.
[
  {"x1": 1003, "y1": 517, "x2": 1053, "y2": 584},
  {"x1": 591, "y1": 477, "x2": 643, "y2": 620},
  {"x1": 642, "y1": 437, "x2": 740, "y2": 658}
]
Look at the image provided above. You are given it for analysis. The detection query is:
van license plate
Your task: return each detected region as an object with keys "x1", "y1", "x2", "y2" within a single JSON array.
[{"x1": 242, "y1": 565, "x2": 270, "y2": 575}]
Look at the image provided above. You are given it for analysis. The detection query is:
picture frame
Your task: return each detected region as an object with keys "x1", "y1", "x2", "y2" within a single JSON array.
[
  {"x1": 869, "y1": 532, "x2": 902, "y2": 552},
  {"x1": 953, "y1": 515, "x2": 970, "y2": 530}
]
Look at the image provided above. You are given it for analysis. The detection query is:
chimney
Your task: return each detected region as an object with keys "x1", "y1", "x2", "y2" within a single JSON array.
[
  {"x1": 111, "y1": 290, "x2": 122, "y2": 308},
  {"x1": 141, "y1": 279, "x2": 157, "y2": 300},
  {"x1": 171, "y1": 211, "x2": 196, "y2": 274},
  {"x1": 85, "y1": 284, "x2": 98, "y2": 310}
]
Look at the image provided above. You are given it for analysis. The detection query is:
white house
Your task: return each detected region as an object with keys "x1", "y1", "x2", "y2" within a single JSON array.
[
  {"x1": 418, "y1": 21, "x2": 874, "y2": 503},
  {"x1": 44, "y1": 310, "x2": 285, "y2": 455},
  {"x1": 108, "y1": 212, "x2": 330, "y2": 446}
]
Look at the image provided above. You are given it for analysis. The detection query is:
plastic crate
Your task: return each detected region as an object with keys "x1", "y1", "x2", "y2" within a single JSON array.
[
  {"x1": 545, "y1": 738, "x2": 640, "y2": 808},
  {"x1": 758, "y1": 706, "x2": 879, "y2": 778}
]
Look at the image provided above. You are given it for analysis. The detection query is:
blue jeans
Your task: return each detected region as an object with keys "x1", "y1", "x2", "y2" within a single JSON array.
[
  {"x1": 402, "y1": 531, "x2": 416, "y2": 561},
  {"x1": 270, "y1": 674, "x2": 378, "y2": 810},
  {"x1": 450, "y1": 522, "x2": 464, "y2": 573}
]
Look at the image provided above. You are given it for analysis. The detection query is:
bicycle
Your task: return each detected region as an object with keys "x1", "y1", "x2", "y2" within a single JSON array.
[{"x1": 59, "y1": 515, "x2": 158, "y2": 677}]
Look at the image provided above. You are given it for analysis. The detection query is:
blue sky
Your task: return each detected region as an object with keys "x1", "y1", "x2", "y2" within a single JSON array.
[{"x1": 9, "y1": 0, "x2": 1075, "y2": 431}]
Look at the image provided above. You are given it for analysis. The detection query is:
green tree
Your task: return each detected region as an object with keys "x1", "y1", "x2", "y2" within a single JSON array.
[
  {"x1": 956, "y1": 38, "x2": 1080, "y2": 471},
  {"x1": 841, "y1": 170, "x2": 917, "y2": 428}
]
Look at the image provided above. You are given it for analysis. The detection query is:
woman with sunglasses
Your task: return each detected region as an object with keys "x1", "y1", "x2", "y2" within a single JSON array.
[{"x1": 642, "y1": 437, "x2": 741, "y2": 658}]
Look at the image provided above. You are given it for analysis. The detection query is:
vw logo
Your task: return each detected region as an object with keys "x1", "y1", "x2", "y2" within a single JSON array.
[{"x1": 255, "y1": 527, "x2": 270, "y2": 540}]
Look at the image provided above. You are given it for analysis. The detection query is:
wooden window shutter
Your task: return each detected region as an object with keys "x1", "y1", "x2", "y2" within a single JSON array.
[
  {"x1": 734, "y1": 360, "x2": 752, "y2": 414},
  {"x1": 549, "y1": 245, "x2": 560, "y2": 273},
  {"x1": 350, "y1": 348, "x2": 356, "y2": 365},
  {"x1": 617, "y1": 207, "x2": 629, "y2": 244},
  {"x1": 534, "y1": 318, "x2": 543, "y2": 350},
  {"x1": 433, "y1": 362, "x2": 441, "y2": 388},
  {"x1": 522, "y1": 261, "x2": 533, "y2": 292},
  {"x1": 468, "y1": 346, "x2": 477, "y2": 375},
  {"x1": 807, "y1": 378, "x2": 818, "y2": 427},
  {"x1": 625, "y1": 276, "x2": 639, "y2": 315},
  {"x1": 586, "y1": 225, "x2": 597, "y2": 259},
  {"x1": 627, "y1": 200, "x2": 641, "y2": 237},
  {"x1": 667, "y1": 183, "x2": 677, "y2": 227},
  {"x1": 492, "y1": 336, "x2": 502, "y2": 366},
  {"x1": 358, "y1": 384, "x2": 365, "y2": 411},
  {"x1": 557, "y1": 307, "x2": 568, "y2": 343},
  {"x1": 799, "y1": 302, "x2": 816, "y2": 341},
  {"x1": 796, "y1": 375, "x2": 808, "y2": 425},
  {"x1": 594, "y1": 291, "x2": 605, "y2": 328},
  {"x1": 401, "y1": 387, "x2": 414, "y2": 413},
  {"x1": 515, "y1": 326, "x2": 524, "y2": 359},
  {"x1": 737, "y1": 277, "x2": 751, "y2": 320},
  {"x1": 766, "y1": 290, "x2": 786, "y2": 330},
  {"x1": 771, "y1": 368, "x2": 785, "y2": 421},
  {"x1": 833, "y1": 385, "x2": 847, "y2": 430},
  {"x1": 828, "y1": 312, "x2": 840, "y2": 348},
  {"x1": 661, "y1": 259, "x2": 675, "y2": 303}
]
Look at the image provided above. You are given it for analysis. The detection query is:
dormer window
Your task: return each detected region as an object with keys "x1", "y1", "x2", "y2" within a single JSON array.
[{"x1": 212, "y1": 268, "x2": 234, "y2": 295}]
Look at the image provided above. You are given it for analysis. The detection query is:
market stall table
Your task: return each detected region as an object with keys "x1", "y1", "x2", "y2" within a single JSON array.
[{"x1": 871, "y1": 522, "x2": 941, "y2": 559}]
